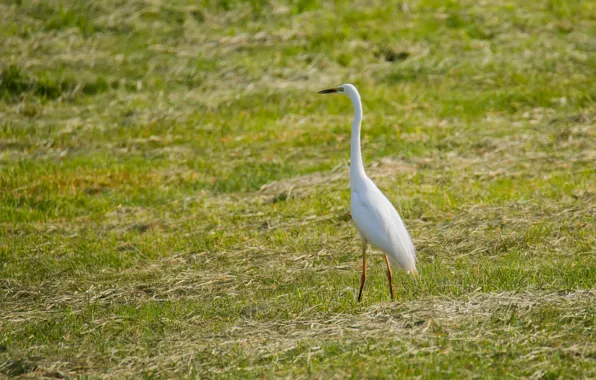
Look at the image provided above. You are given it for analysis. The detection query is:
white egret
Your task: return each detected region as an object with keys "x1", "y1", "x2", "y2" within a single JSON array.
[{"x1": 319, "y1": 84, "x2": 418, "y2": 302}]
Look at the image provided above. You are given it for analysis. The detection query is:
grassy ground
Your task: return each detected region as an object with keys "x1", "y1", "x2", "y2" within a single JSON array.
[{"x1": 1, "y1": 0, "x2": 595, "y2": 378}]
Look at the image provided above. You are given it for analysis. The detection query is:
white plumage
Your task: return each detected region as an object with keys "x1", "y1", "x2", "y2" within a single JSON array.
[
  {"x1": 319, "y1": 84, "x2": 418, "y2": 302},
  {"x1": 351, "y1": 179, "x2": 417, "y2": 273}
]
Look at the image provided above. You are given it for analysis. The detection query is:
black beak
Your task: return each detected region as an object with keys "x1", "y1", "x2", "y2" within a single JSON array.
[{"x1": 318, "y1": 88, "x2": 338, "y2": 94}]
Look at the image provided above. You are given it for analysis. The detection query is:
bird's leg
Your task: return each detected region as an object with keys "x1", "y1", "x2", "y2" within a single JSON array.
[
  {"x1": 384, "y1": 255, "x2": 394, "y2": 300},
  {"x1": 357, "y1": 241, "x2": 367, "y2": 302}
]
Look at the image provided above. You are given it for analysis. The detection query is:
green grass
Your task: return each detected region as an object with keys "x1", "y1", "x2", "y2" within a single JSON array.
[{"x1": 1, "y1": 0, "x2": 595, "y2": 377}]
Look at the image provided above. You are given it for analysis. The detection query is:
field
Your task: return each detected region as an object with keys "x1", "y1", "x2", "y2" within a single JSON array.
[{"x1": 1, "y1": 0, "x2": 595, "y2": 378}]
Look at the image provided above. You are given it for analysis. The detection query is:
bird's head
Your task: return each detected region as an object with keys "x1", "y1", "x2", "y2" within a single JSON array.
[{"x1": 318, "y1": 84, "x2": 359, "y2": 98}]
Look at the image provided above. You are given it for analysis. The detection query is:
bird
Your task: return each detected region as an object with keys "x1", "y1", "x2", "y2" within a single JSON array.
[{"x1": 319, "y1": 84, "x2": 418, "y2": 302}]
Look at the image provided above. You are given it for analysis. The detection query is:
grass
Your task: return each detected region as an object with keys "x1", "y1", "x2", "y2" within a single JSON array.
[{"x1": 0, "y1": 0, "x2": 595, "y2": 377}]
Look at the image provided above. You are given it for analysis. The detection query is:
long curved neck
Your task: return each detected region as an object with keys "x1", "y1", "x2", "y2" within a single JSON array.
[{"x1": 348, "y1": 91, "x2": 366, "y2": 188}]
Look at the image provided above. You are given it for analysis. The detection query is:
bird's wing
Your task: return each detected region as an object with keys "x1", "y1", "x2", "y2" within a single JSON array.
[
  {"x1": 351, "y1": 181, "x2": 416, "y2": 272},
  {"x1": 351, "y1": 190, "x2": 393, "y2": 252}
]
